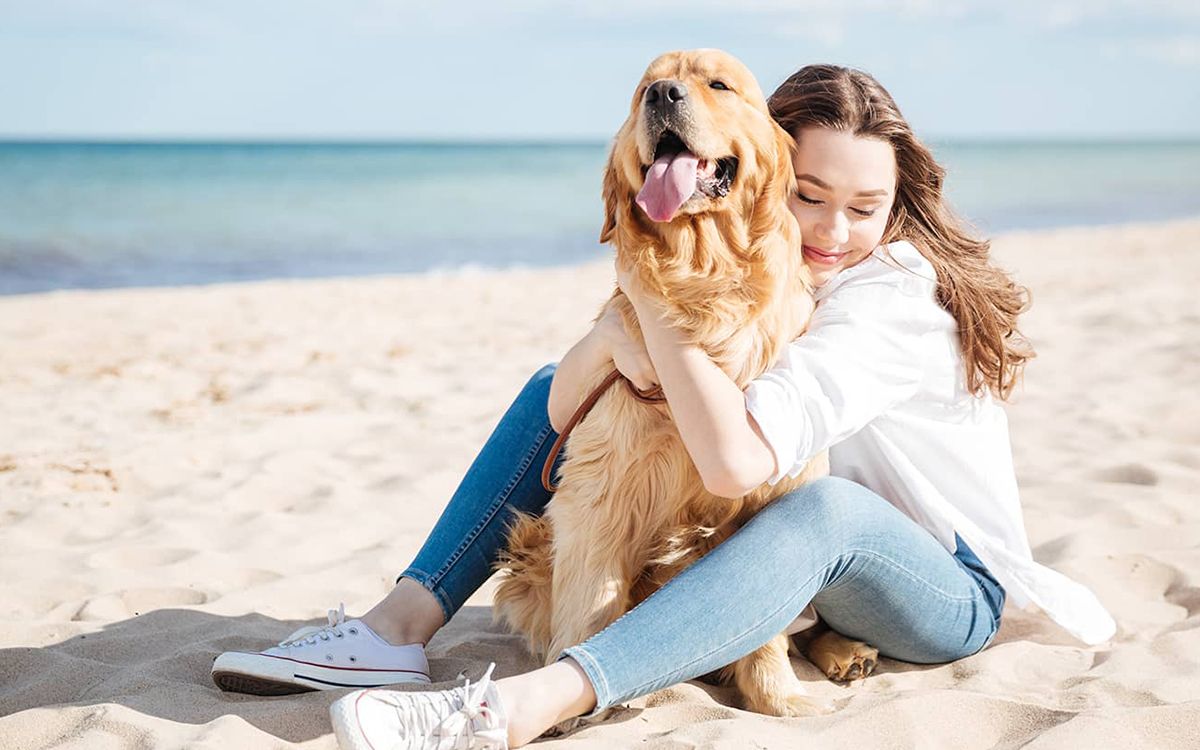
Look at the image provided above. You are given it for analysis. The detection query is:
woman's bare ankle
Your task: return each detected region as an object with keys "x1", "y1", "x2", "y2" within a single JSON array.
[
  {"x1": 497, "y1": 659, "x2": 598, "y2": 747},
  {"x1": 360, "y1": 577, "x2": 446, "y2": 647}
]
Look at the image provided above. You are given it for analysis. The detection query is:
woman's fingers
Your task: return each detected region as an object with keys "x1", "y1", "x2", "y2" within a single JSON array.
[
  {"x1": 612, "y1": 346, "x2": 659, "y2": 392},
  {"x1": 638, "y1": 354, "x2": 660, "y2": 391},
  {"x1": 596, "y1": 302, "x2": 658, "y2": 391}
]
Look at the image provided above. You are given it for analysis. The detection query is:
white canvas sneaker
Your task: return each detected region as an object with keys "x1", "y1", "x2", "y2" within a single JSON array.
[
  {"x1": 212, "y1": 604, "x2": 431, "y2": 695},
  {"x1": 330, "y1": 662, "x2": 508, "y2": 750}
]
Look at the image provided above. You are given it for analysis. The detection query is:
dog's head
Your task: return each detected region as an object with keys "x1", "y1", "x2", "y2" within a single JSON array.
[{"x1": 601, "y1": 49, "x2": 797, "y2": 248}]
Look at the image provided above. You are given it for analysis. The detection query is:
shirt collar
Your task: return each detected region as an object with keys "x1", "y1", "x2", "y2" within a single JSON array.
[{"x1": 812, "y1": 245, "x2": 890, "y2": 302}]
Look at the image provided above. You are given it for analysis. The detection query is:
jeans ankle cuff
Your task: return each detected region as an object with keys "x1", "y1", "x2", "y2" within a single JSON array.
[
  {"x1": 397, "y1": 569, "x2": 456, "y2": 624},
  {"x1": 558, "y1": 645, "x2": 614, "y2": 719}
]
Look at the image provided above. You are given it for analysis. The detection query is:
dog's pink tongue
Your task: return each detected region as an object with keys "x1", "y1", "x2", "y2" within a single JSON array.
[{"x1": 636, "y1": 151, "x2": 699, "y2": 222}]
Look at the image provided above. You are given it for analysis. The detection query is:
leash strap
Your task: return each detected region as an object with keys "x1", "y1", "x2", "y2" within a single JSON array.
[{"x1": 541, "y1": 369, "x2": 665, "y2": 493}]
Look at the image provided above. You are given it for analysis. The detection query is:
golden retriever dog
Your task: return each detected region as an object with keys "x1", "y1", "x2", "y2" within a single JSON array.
[{"x1": 493, "y1": 49, "x2": 876, "y2": 717}]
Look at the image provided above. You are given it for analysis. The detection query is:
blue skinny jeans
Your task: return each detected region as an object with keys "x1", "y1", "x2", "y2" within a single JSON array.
[{"x1": 400, "y1": 365, "x2": 1004, "y2": 714}]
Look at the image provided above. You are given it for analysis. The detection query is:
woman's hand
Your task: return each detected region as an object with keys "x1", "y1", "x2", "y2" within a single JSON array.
[{"x1": 595, "y1": 300, "x2": 660, "y2": 393}]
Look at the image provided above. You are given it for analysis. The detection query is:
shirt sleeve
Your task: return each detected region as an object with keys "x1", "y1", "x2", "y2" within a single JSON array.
[{"x1": 744, "y1": 278, "x2": 936, "y2": 485}]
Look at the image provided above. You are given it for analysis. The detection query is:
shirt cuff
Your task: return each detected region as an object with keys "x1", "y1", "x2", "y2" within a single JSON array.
[{"x1": 744, "y1": 379, "x2": 805, "y2": 486}]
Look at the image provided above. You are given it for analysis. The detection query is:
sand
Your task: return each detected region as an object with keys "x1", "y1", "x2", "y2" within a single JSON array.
[{"x1": 1, "y1": 218, "x2": 1198, "y2": 749}]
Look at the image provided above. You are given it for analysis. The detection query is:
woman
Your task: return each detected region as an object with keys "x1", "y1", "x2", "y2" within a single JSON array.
[{"x1": 213, "y1": 65, "x2": 1116, "y2": 749}]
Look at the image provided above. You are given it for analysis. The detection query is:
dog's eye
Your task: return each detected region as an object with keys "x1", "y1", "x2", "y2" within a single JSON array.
[{"x1": 709, "y1": 80, "x2": 731, "y2": 91}]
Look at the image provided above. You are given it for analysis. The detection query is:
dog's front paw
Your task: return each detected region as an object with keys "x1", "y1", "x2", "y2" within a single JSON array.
[{"x1": 807, "y1": 631, "x2": 878, "y2": 682}]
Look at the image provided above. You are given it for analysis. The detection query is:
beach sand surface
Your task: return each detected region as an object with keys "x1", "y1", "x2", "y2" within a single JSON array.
[{"x1": 1, "y1": 219, "x2": 1199, "y2": 749}]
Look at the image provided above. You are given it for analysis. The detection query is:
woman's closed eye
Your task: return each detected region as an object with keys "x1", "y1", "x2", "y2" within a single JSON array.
[{"x1": 793, "y1": 191, "x2": 877, "y2": 218}]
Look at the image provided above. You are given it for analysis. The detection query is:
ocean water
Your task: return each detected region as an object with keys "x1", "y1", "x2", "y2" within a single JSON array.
[{"x1": 1, "y1": 140, "x2": 1198, "y2": 295}]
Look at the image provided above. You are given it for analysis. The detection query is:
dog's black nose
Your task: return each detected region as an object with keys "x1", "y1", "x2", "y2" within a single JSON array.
[{"x1": 645, "y1": 79, "x2": 688, "y2": 108}]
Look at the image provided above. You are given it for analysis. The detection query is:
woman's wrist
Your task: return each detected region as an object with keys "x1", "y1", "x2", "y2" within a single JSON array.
[
  {"x1": 629, "y1": 297, "x2": 775, "y2": 497},
  {"x1": 590, "y1": 312, "x2": 619, "y2": 358}
]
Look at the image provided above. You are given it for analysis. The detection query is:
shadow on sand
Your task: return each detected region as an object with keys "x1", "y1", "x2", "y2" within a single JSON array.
[{"x1": 0, "y1": 605, "x2": 564, "y2": 744}]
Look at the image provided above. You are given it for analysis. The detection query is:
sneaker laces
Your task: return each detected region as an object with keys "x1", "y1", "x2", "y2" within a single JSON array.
[
  {"x1": 390, "y1": 662, "x2": 506, "y2": 749},
  {"x1": 278, "y1": 603, "x2": 349, "y2": 648}
]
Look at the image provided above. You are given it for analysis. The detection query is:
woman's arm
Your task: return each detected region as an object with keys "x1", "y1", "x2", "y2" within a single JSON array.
[
  {"x1": 548, "y1": 302, "x2": 663, "y2": 433},
  {"x1": 613, "y1": 250, "x2": 935, "y2": 497},
  {"x1": 547, "y1": 327, "x2": 612, "y2": 433},
  {"x1": 620, "y1": 268, "x2": 778, "y2": 499}
]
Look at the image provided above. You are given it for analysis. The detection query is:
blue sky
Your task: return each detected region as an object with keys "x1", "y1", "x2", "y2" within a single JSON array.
[{"x1": 2, "y1": 1, "x2": 1198, "y2": 140}]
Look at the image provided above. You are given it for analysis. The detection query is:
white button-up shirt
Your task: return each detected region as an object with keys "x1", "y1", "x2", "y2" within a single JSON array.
[{"x1": 744, "y1": 240, "x2": 1116, "y2": 645}]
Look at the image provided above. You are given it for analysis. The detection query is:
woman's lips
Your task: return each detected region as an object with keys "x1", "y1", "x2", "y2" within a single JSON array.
[{"x1": 803, "y1": 245, "x2": 847, "y2": 266}]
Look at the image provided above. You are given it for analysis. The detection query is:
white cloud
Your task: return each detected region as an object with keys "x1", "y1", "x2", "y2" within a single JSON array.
[
  {"x1": 1016, "y1": 0, "x2": 1200, "y2": 29},
  {"x1": 2, "y1": 0, "x2": 1197, "y2": 137},
  {"x1": 1132, "y1": 35, "x2": 1200, "y2": 66},
  {"x1": 774, "y1": 18, "x2": 846, "y2": 47},
  {"x1": 4, "y1": 0, "x2": 1196, "y2": 35},
  {"x1": 1, "y1": 0, "x2": 1197, "y2": 55},
  {"x1": 1037, "y1": 4, "x2": 1087, "y2": 30}
]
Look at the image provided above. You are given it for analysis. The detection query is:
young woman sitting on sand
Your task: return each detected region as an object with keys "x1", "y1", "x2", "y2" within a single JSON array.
[{"x1": 213, "y1": 64, "x2": 1116, "y2": 749}]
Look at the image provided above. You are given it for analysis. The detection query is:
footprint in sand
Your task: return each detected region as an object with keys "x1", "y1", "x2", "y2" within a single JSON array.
[
  {"x1": 87, "y1": 546, "x2": 194, "y2": 570},
  {"x1": 72, "y1": 587, "x2": 208, "y2": 621},
  {"x1": 369, "y1": 474, "x2": 411, "y2": 492},
  {"x1": 121, "y1": 586, "x2": 208, "y2": 613},
  {"x1": 230, "y1": 568, "x2": 284, "y2": 588},
  {"x1": 1169, "y1": 449, "x2": 1200, "y2": 470},
  {"x1": 1089, "y1": 463, "x2": 1159, "y2": 486},
  {"x1": 1166, "y1": 585, "x2": 1200, "y2": 618}
]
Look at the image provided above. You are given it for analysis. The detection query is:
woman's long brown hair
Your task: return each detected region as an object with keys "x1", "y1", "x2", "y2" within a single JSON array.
[{"x1": 768, "y1": 65, "x2": 1034, "y2": 400}]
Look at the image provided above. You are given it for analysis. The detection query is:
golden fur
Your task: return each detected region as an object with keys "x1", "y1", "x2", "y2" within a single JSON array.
[{"x1": 493, "y1": 49, "x2": 861, "y2": 717}]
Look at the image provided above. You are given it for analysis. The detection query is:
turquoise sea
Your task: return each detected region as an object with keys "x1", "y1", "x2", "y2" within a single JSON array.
[{"x1": 1, "y1": 140, "x2": 1198, "y2": 295}]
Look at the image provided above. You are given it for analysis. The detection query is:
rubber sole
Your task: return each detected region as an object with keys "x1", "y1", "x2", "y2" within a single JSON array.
[
  {"x1": 330, "y1": 693, "x2": 371, "y2": 750},
  {"x1": 212, "y1": 670, "x2": 317, "y2": 696},
  {"x1": 211, "y1": 651, "x2": 431, "y2": 695}
]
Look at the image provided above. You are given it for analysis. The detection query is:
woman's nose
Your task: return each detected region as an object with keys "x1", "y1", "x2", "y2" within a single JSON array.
[{"x1": 815, "y1": 211, "x2": 851, "y2": 245}]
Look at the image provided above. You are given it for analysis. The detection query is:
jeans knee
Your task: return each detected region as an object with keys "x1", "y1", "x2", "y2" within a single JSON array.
[
  {"x1": 521, "y1": 362, "x2": 558, "y2": 402},
  {"x1": 767, "y1": 476, "x2": 886, "y2": 537},
  {"x1": 530, "y1": 362, "x2": 557, "y2": 388}
]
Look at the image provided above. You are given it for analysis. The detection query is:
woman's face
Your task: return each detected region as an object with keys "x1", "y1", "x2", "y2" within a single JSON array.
[{"x1": 788, "y1": 127, "x2": 897, "y2": 287}]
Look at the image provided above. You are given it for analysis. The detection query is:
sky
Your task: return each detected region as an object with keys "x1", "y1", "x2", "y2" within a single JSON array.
[{"x1": 1, "y1": 1, "x2": 1198, "y2": 141}]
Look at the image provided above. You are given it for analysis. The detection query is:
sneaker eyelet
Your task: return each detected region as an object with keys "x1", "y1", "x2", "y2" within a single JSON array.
[
  {"x1": 326, "y1": 654, "x2": 334, "y2": 661},
  {"x1": 348, "y1": 628, "x2": 358, "y2": 635},
  {"x1": 335, "y1": 632, "x2": 344, "y2": 638},
  {"x1": 349, "y1": 655, "x2": 357, "y2": 662}
]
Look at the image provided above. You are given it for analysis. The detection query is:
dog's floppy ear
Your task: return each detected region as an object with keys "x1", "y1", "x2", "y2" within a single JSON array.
[
  {"x1": 600, "y1": 149, "x2": 620, "y2": 245},
  {"x1": 768, "y1": 120, "x2": 797, "y2": 205},
  {"x1": 748, "y1": 120, "x2": 799, "y2": 252},
  {"x1": 742, "y1": 119, "x2": 804, "y2": 316}
]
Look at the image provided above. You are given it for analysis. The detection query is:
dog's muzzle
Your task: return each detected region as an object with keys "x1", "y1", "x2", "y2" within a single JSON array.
[{"x1": 642, "y1": 78, "x2": 694, "y2": 145}]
